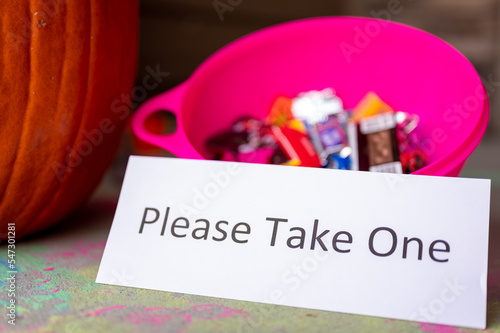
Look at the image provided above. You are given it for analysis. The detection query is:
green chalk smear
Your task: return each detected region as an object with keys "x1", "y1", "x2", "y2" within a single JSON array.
[
  {"x1": 33, "y1": 290, "x2": 71, "y2": 303},
  {"x1": 47, "y1": 316, "x2": 137, "y2": 333},
  {"x1": 21, "y1": 290, "x2": 71, "y2": 313},
  {"x1": 21, "y1": 297, "x2": 45, "y2": 311},
  {"x1": 24, "y1": 245, "x2": 48, "y2": 253},
  {"x1": 17, "y1": 252, "x2": 46, "y2": 272},
  {"x1": 55, "y1": 302, "x2": 70, "y2": 313}
]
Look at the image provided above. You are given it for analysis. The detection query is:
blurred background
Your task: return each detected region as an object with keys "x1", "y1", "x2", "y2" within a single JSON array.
[
  {"x1": 137, "y1": 0, "x2": 499, "y2": 131},
  {"x1": 103, "y1": 0, "x2": 500, "y2": 216}
]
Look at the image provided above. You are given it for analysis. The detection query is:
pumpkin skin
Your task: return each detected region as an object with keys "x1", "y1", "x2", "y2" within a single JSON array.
[{"x1": 0, "y1": 0, "x2": 139, "y2": 239}]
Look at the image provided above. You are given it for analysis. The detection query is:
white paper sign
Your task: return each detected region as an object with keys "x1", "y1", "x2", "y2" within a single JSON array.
[{"x1": 97, "y1": 156, "x2": 490, "y2": 329}]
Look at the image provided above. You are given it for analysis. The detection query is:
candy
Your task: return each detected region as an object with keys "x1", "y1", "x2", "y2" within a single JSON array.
[
  {"x1": 206, "y1": 117, "x2": 286, "y2": 164},
  {"x1": 395, "y1": 112, "x2": 428, "y2": 173},
  {"x1": 326, "y1": 147, "x2": 352, "y2": 170},
  {"x1": 291, "y1": 88, "x2": 343, "y2": 124},
  {"x1": 356, "y1": 112, "x2": 403, "y2": 173},
  {"x1": 316, "y1": 116, "x2": 347, "y2": 152},
  {"x1": 271, "y1": 124, "x2": 322, "y2": 167},
  {"x1": 205, "y1": 90, "x2": 427, "y2": 174},
  {"x1": 350, "y1": 92, "x2": 393, "y2": 123},
  {"x1": 291, "y1": 89, "x2": 349, "y2": 165},
  {"x1": 267, "y1": 96, "x2": 294, "y2": 127}
]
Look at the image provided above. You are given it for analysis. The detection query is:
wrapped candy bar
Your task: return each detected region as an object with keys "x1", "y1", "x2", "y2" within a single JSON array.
[
  {"x1": 291, "y1": 89, "x2": 350, "y2": 166},
  {"x1": 347, "y1": 93, "x2": 428, "y2": 174},
  {"x1": 355, "y1": 112, "x2": 403, "y2": 173},
  {"x1": 271, "y1": 123, "x2": 322, "y2": 167}
]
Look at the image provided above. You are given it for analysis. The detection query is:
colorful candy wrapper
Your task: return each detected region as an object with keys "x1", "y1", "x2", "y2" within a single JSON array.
[
  {"x1": 291, "y1": 89, "x2": 349, "y2": 166},
  {"x1": 267, "y1": 96, "x2": 294, "y2": 127},
  {"x1": 326, "y1": 146, "x2": 353, "y2": 170},
  {"x1": 291, "y1": 88, "x2": 343, "y2": 124},
  {"x1": 350, "y1": 92, "x2": 393, "y2": 123},
  {"x1": 271, "y1": 124, "x2": 322, "y2": 167},
  {"x1": 354, "y1": 112, "x2": 403, "y2": 173},
  {"x1": 395, "y1": 111, "x2": 428, "y2": 173},
  {"x1": 206, "y1": 117, "x2": 287, "y2": 165},
  {"x1": 206, "y1": 90, "x2": 427, "y2": 174}
]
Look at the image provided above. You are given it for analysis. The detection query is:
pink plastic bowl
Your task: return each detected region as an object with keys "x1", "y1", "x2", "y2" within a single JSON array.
[{"x1": 132, "y1": 17, "x2": 489, "y2": 176}]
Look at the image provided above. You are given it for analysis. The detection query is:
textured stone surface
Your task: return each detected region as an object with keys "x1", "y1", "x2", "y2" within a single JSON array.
[{"x1": 1, "y1": 173, "x2": 499, "y2": 333}]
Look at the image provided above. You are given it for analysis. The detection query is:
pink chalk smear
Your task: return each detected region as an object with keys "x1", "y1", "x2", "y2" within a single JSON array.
[
  {"x1": 85, "y1": 305, "x2": 126, "y2": 317},
  {"x1": 178, "y1": 313, "x2": 192, "y2": 323},
  {"x1": 144, "y1": 307, "x2": 164, "y2": 312},
  {"x1": 126, "y1": 312, "x2": 173, "y2": 325},
  {"x1": 193, "y1": 304, "x2": 212, "y2": 312},
  {"x1": 43, "y1": 267, "x2": 54, "y2": 271},
  {"x1": 419, "y1": 323, "x2": 461, "y2": 333},
  {"x1": 34, "y1": 271, "x2": 51, "y2": 286},
  {"x1": 192, "y1": 304, "x2": 249, "y2": 320},
  {"x1": 36, "y1": 275, "x2": 51, "y2": 286},
  {"x1": 40, "y1": 286, "x2": 60, "y2": 295}
]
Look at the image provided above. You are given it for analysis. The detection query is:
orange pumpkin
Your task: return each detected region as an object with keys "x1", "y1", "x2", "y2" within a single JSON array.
[{"x1": 0, "y1": 0, "x2": 139, "y2": 238}]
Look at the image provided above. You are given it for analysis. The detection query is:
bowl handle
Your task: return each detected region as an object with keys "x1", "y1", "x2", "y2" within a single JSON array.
[{"x1": 131, "y1": 82, "x2": 203, "y2": 159}]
